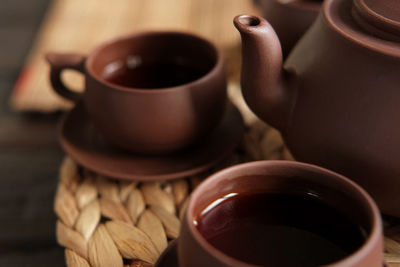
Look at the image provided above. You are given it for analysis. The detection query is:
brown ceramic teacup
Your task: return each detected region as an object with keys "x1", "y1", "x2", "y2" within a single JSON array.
[
  {"x1": 179, "y1": 161, "x2": 383, "y2": 267},
  {"x1": 46, "y1": 31, "x2": 226, "y2": 154}
]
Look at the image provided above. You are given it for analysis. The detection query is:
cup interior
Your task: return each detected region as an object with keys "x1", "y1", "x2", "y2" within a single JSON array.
[
  {"x1": 187, "y1": 161, "x2": 378, "y2": 266},
  {"x1": 87, "y1": 32, "x2": 218, "y2": 89}
]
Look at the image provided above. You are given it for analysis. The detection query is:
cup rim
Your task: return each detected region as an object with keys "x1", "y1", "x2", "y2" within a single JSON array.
[
  {"x1": 85, "y1": 30, "x2": 223, "y2": 94},
  {"x1": 185, "y1": 160, "x2": 382, "y2": 267}
]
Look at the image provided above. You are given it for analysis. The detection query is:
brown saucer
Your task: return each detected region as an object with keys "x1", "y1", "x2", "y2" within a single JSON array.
[
  {"x1": 59, "y1": 101, "x2": 244, "y2": 181},
  {"x1": 156, "y1": 240, "x2": 178, "y2": 267}
]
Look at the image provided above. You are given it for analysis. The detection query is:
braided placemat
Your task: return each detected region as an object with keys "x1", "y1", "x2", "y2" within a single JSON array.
[{"x1": 54, "y1": 87, "x2": 400, "y2": 267}]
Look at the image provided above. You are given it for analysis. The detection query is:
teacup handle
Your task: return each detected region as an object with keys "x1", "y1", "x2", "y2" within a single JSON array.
[{"x1": 46, "y1": 52, "x2": 86, "y2": 102}]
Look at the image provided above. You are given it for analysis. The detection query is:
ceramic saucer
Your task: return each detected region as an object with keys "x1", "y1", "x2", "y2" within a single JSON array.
[
  {"x1": 59, "y1": 101, "x2": 244, "y2": 181},
  {"x1": 155, "y1": 240, "x2": 178, "y2": 267}
]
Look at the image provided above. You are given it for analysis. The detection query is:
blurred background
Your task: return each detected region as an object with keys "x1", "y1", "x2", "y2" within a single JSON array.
[
  {"x1": 0, "y1": 0, "x2": 257, "y2": 265},
  {"x1": 1, "y1": 0, "x2": 65, "y2": 265}
]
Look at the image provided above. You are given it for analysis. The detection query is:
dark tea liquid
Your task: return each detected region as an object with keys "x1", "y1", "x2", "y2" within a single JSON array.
[
  {"x1": 195, "y1": 192, "x2": 366, "y2": 267},
  {"x1": 102, "y1": 58, "x2": 208, "y2": 89}
]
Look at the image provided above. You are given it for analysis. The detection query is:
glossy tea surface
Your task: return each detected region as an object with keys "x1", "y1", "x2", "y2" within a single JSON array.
[
  {"x1": 102, "y1": 58, "x2": 208, "y2": 89},
  {"x1": 195, "y1": 192, "x2": 367, "y2": 267}
]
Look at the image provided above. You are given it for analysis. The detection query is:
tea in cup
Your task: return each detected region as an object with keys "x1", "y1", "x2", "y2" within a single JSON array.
[
  {"x1": 47, "y1": 31, "x2": 226, "y2": 154},
  {"x1": 179, "y1": 161, "x2": 383, "y2": 267}
]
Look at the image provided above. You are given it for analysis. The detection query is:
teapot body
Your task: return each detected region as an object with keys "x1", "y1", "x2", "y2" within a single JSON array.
[
  {"x1": 255, "y1": 0, "x2": 321, "y2": 57},
  {"x1": 284, "y1": 0, "x2": 400, "y2": 216}
]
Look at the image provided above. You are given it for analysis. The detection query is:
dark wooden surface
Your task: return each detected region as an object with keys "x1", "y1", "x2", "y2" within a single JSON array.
[{"x1": 0, "y1": 0, "x2": 66, "y2": 266}]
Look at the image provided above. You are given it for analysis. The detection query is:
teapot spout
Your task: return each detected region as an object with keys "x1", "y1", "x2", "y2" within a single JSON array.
[{"x1": 234, "y1": 15, "x2": 296, "y2": 132}]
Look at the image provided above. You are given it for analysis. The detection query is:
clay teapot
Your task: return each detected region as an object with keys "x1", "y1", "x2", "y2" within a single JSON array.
[
  {"x1": 234, "y1": 0, "x2": 400, "y2": 217},
  {"x1": 253, "y1": 0, "x2": 323, "y2": 57}
]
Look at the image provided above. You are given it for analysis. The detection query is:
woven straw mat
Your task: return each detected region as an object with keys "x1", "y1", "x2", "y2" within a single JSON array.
[{"x1": 54, "y1": 85, "x2": 400, "y2": 267}]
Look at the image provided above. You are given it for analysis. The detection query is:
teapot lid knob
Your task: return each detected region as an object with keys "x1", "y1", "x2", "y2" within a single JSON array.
[{"x1": 352, "y1": 0, "x2": 400, "y2": 41}]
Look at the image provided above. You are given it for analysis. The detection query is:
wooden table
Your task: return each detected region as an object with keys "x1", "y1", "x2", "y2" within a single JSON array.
[{"x1": 0, "y1": 0, "x2": 65, "y2": 265}]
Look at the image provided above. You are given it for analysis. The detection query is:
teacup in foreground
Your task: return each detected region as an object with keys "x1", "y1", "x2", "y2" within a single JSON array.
[
  {"x1": 179, "y1": 161, "x2": 383, "y2": 267},
  {"x1": 47, "y1": 31, "x2": 226, "y2": 154}
]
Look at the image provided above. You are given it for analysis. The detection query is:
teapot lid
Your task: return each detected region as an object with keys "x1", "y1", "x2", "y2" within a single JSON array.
[
  {"x1": 324, "y1": 0, "x2": 400, "y2": 58},
  {"x1": 352, "y1": 0, "x2": 400, "y2": 41}
]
